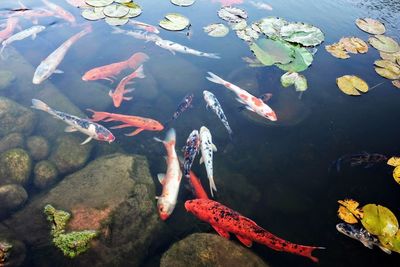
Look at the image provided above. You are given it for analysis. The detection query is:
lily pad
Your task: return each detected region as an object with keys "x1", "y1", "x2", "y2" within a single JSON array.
[
  {"x1": 218, "y1": 6, "x2": 247, "y2": 23},
  {"x1": 81, "y1": 7, "x2": 105, "y2": 20},
  {"x1": 85, "y1": 0, "x2": 113, "y2": 7},
  {"x1": 340, "y1": 37, "x2": 368, "y2": 54},
  {"x1": 236, "y1": 27, "x2": 259, "y2": 42},
  {"x1": 115, "y1": 0, "x2": 132, "y2": 3},
  {"x1": 379, "y1": 231, "x2": 400, "y2": 253},
  {"x1": 374, "y1": 60, "x2": 400, "y2": 80},
  {"x1": 325, "y1": 43, "x2": 350, "y2": 59},
  {"x1": 230, "y1": 19, "x2": 247, "y2": 31},
  {"x1": 276, "y1": 46, "x2": 313, "y2": 72},
  {"x1": 105, "y1": 16, "x2": 129, "y2": 26},
  {"x1": 393, "y1": 80, "x2": 400, "y2": 88},
  {"x1": 171, "y1": 0, "x2": 195, "y2": 6},
  {"x1": 280, "y1": 72, "x2": 308, "y2": 92},
  {"x1": 256, "y1": 17, "x2": 287, "y2": 37},
  {"x1": 123, "y1": 6, "x2": 142, "y2": 18},
  {"x1": 387, "y1": 157, "x2": 400, "y2": 167},
  {"x1": 280, "y1": 22, "x2": 324, "y2": 47},
  {"x1": 380, "y1": 51, "x2": 400, "y2": 63},
  {"x1": 103, "y1": 4, "x2": 129, "y2": 18},
  {"x1": 393, "y1": 166, "x2": 400, "y2": 185},
  {"x1": 356, "y1": 18, "x2": 386, "y2": 35},
  {"x1": 369, "y1": 35, "x2": 399, "y2": 53},
  {"x1": 336, "y1": 75, "x2": 368, "y2": 96},
  {"x1": 361, "y1": 204, "x2": 399, "y2": 237},
  {"x1": 337, "y1": 199, "x2": 363, "y2": 224},
  {"x1": 250, "y1": 38, "x2": 294, "y2": 66},
  {"x1": 204, "y1": 23, "x2": 229, "y2": 37},
  {"x1": 159, "y1": 13, "x2": 190, "y2": 31}
]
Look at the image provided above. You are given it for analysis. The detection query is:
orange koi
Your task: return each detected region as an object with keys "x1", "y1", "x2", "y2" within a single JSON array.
[
  {"x1": 82, "y1": 52, "x2": 149, "y2": 83},
  {"x1": 42, "y1": 0, "x2": 76, "y2": 24},
  {"x1": 87, "y1": 109, "x2": 164, "y2": 136},
  {"x1": 109, "y1": 65, "x2": 145, "y2": 108}
]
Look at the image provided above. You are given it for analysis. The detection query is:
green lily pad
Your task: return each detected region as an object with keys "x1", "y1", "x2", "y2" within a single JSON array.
[
  {"x1": 280, "y1": 22, "x2": 324, "y2": 47},
  {"x1": 356, "y1": 18, "x2": 386, "y2": 35},
  {"x1": 105, "y1": 16, "x2": 129, "y2": 26},
  {"x1": 361, "y1": 204, "x2": 399, "y2": 237},
  {"x1": 369, "y1": 35, "x2": 399, "y2": 53},
  {"x1": 276, "y1": 45, "x2": 313, "y2": 72},
  {"x1": 230, "y1": 19, "x2": 247, "y2": 31},
  {"x1": 379, "y1": 231, "x2": 400, "y2": 253},
  {"x1": 204, "y1": 23, "x2": 229, "y2": 37},
  {"x1": 123, "y1": 6, "x2": 142, "y2": 18},
  {"x1": 250, "y1": 38, "x2": 294, "y2": 66},
  {"x1": 81, "y1": 7, "x2": 105, "y2": 20},
  {"x1": 159, "y1": 13, "x2": 190, "y2": 31},
  {"x1": 236, "y1": 27, "x2": 259, "y2": 42},
  {"x1": 103, "y1": 4, "x2": 129, "y2": 18},
  {"x1": 256, "y1": 17, "x2": 287, "y2": 37},
  {"x1": 171, "y1": 0, "x2": 195, "y2": 6},
  {"x1": 85, "y1": 0, "x2": 113, "y2": 7},
  {"x1": 281, "y1": 72, "x2": 308, "y2": 92}
]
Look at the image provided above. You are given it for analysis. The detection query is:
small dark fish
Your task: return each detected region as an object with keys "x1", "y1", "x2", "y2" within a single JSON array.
[
  {"x1": 182, "y1": 130, "x2": 200, "y2": 177},
  {"x1": 331, "y1": 151, "x2": 387, "y2": 172},
  {"x1": 167, "y1": 93, "x2": 194, "y2": 123}
]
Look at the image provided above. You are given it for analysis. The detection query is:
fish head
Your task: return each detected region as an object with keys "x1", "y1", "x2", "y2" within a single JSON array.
[
  {"x1": 336, "y1": 223, "x2": 355, "y2": 238},
  {"x1": 82, "y1": 70, "x2": 99, "y2": 81},
  {"x1": 264, "y1": 110, "x2": 277, "y2": 121},
  {"x1": 157, "y1": 197, "x2": 175, "y2": 221},
  {"x1": 184, "y1": 199, "x2": 214, "y2": 220},
  {"x1": 200, "y1": 126, "x2": 210, "y2": 136},
  {"x1": 147, "y1": 120, "x2": 164, "y2": 131},
  {"x1": 203, "y1": 90, "x2": 212, "y2": 101},
  {"x1": 95, "y1": 126, "x2": 115, "y2": 143},
  {"x1": 111, "y1": 93, "x2": 123, "y2": 108}
]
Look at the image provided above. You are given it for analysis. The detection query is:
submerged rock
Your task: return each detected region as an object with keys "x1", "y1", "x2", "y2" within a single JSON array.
[
  {"x1": 0, "y1": 133, "x2": 24, "y2": 154},
  {"x1": 0, "y1": 225, "x2": 26, "y2": 267},
  {"x1": 3, "y1": 153, "x2": 167, "y2": 266},
  {"x1": 160, "y1": 233, "x2": 270, "y2": 267},
  {"x1": 0, "y1": 70, "x2": 15, "y2": 91},
  {"x1": 33, "y1": 161, "x2": 58, "y2": 190},
  {"x1": 0, "y1": 184, "x2": 28, "y2": 212},
  {"x1": 26, "y1": 136, "x2": 50, "y2": 161},
  {"x1": 0, "y1": 149, "x2": 32, "y2": 186},
  {"x1": 49, "y1": 135, "x2": 92, "y2": 174},
  {"x1": 0, "y1": 97, "x2": 36, "y2": 137}
]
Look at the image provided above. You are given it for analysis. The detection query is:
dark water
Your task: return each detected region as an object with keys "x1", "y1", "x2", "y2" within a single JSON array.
[{"x1": 1, "y1": 0, "x2": 400, "y2": 266}]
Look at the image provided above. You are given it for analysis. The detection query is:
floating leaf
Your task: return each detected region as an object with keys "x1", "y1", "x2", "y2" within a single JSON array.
[
  {"x1": 171, "y1": 0, "x2": 195, "y2": 6},
  {"x1": 236, "y1": 27, "x2": 259, "y2": 42},
  {"x1": 338, "y1": 199, "x2": 363, "y2": 223},
  {"x1": 256, "y1": 17, "x2": 287, "y2": 37},
  {"x1": 123, "y1": 5, "x2": 142, "y2": 18},
  {"x1": 340, "y1": 37, "x2": 368, "y2": 54},
  {"x1": 85, "y1": 0, "x2": 113, "y2": 7},
  {"x1": 230, "y1": 19, "x2": 247, "y2": 31},
  {"x1": 356, "y1": 18, "x2": 386, "y2": 35},
  {"x1": 294, "y1": 75, "x2": 308, "y2": 91},
  {"x1": 280, "y1": 72, "x2": 307, "y2": 92},
  {"x1": 325, "y1": 43, "x2": 350, "y2": 59},
  {"x1": 204, "y1": 23, "x2": 229, "y2": 37},
  {"x1": 105, "y1": 16, "x2": 128, "y2": 26},
  {"x1": 369, "y1": 35, "x2": 399, "y2": 53},
  {"x1": 387, "y1": 157, "x2": 400, "y2": 167},
  {"x1": 103, "y1": 4, "x2": 129, "y2": 18},
  {"x1": 115, "y1": 0, "x2": 131, "y2": 3},
  {"x1": 218, "y1": 6, "x2": 247, "y2": 24},
  {"x1": 276, "y1": 46, "x2": 313, "y2": 72},
  {"x1": 336, "y1": 75, "x2": 369, "y2": 96},
  {"x1": 81, "y1": 7, "x2": 105, "y2": 20},
  {"x1": 374, "y1": 60, "x2": 400, "y2": 80},
  {"x1": 338, "y1": 206, "x2": 359, "y2": 224},
  {"x1": 361, "y1": 204, "x2": 399, "y2": 237},
  {"x1": 393, "y1": 166, "x2": 400, "y2": 185},
  {"x1": 379, "y1": 231, "x2": 400, "y2": 253},
  {"x1": 159, "y1": 13, "x2": 189, "y2": 31},
  {"x1": 280, "y1": 22, "x2": 324, "y2": 47},
  {"x1": 380, "y1": 51, "x2": 400, "y2": 63},
  {"x1": 393, "y1": 80, "x2": 400, "y2": 88},
  {"x1": 250, "y1": 38, "x2": 294, "y2": 66}
]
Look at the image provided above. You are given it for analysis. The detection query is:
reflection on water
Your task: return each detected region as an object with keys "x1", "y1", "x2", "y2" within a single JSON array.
[{"x1": 0, "y1": 0, "x2": 399, "y2": 266}]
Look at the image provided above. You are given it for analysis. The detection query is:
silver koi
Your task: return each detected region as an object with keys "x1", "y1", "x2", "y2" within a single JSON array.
[
  {"x1": 154, "y1": 38, "x2": 220, "y2": 59},
  {"x1": 112, "y1": 27, "x2": 161, "y2": 42},
  {"x1": 1, "y1": 25, "x2": 45, "y2": 57},
  {"x1": 203, "y1": 90, "x2": 233, "y2": 138},
  {"x1": 199, "y1": 126, "x2": 218, "y2": 197}
]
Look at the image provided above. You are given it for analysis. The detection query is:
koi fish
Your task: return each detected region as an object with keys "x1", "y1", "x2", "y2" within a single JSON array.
[
  {"x1": 31, "y1": 99, "x2": 115, "y2": 145},
  {"x1": 82, "y1": 52, "x2": 149, "y2": 83},
  {"x1": 154, "y1": 38, "x2": 220, "y2": 59},
  {"x1": 336, "y1": 223, "x2": 391, "y2": 254},
  {"x1": 203, "y1": 90, "x2": 233, "y2": 138},
  {"x1": 33, "y1": 26, "x2": 91, "y2": 84},
  {"x1": 6, "y1": 5, "x2": 54, "y2": 25},
  {"x1": 199, "y1": 126, "x2": 217, "y2": 197},
  {"x1": 182, "y1": 130, "x2": 200, "y2": 178},
  {"x1": 153, "y1": 129, "x2": 182, "y2": 220},
  {"x1": 238, "y1": 93, "x2": 272, "y2": 111},
  {"x1": 167, "y1": 93, "x2": 194, "y2": 123},
  {"x1": 185, "y1": 199, "x2": 325, "y2": 262},
  {"x1": 87, "y1": 109, "x2": 164, "y2": 136},
  {"x1": 188, "y1": 170, "x2": 209, "y2": 199},
  {"x1": 112, "y1": 28, "x2": 161, "y2": 43},
  {"x1": 206, "y1": 72, "x2": 277, "y2": 121},
  {"x1": 109, "y1": 65, "x2": 145, "y2": 108},
  {"x1": 249, "y1": 1, "x2": 273, "y2": 11},
  {"x1": 1, "y1": 25, "x2": 45, "y2": 57},
  {"x1": 42, "y1": 0, "x2": 76, "y2": 24},
  {"x1": 128, "y1": 20, "x2": 160, "y2": 34},
  {"x1": 65, "y1": 0, "x2": 89, "y2": 8},
  {"x1": 0, "y1": 17, "x2": 19, "y2": 42},
  {"x1": 331, "y1": 152, "x2": 388, "y2": 172}
]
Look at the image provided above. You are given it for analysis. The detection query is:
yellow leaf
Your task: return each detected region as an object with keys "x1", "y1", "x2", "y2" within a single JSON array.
[
  {"x1": 387, "y1": 157, "x2": 400, "y2": 167},
  {"x1": 337, "y1": 75, "x2": 369, "y2": 96},
  {"x1": 380, "y1": 51, "x2": 400, "y2": 63},
  {"x1": 338, "y1": 206, "x2": 358, "y2": 224},
  {"x1": 337, "y1": 199, "x2": 363, "y2": 223},
  {"x1": 350, "y1": 37, "x2": 368, "y2": 53},
  {"x1": 393, "y1": 80, "x2": 400, "y2": 89},
  {"x1": 393, "y1": 166, "x2": 400, "y2": 185},
  {"x1": 325, "y1": 43, "x2": 350, "y2": 59}
]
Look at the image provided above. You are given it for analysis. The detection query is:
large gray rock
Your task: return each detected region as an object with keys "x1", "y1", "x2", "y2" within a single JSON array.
[
  {"x1": 0, "y1": 149, "x2": 32, "y2": 186},
  {"x1": 160, "y1": 233, "x2": 270, "y2": 267},
  {"x1": 26, "y1": 136, "x2": 50, "y2": 161},
  {"x1": 3, "y1": 153, "x2": 167, "y2": 267},
  {"x1": 0, "y1": 184, "x2": 28, "y2": 213},
  {"x1": 0, "y1": 97, "x2": 36, "y2": 138},
  {"x1": 0, "y1": 133, "x2": 24, "y2": 154},
  {"x1": 33, "y1": 161, "x2": 58, "y2": 190}
]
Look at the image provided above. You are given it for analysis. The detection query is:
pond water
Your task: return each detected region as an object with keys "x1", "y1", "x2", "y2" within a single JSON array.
[{"x1": 0, "y1": 0, "x2": 400, "y2": 266}]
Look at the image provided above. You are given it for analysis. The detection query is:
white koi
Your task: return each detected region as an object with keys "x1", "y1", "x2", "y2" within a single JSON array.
[
  {"x1": 206, "y1": 72, "x2": 277, "y2": 121},
  {"x1": 128, "y1": 20, "x2": 160, "y2": 34},
  {"x1": 199, "y1": 126, "x2": 218, "y2": 197},
  {"x1": 1, "y1": 25, "x2": 45, "y2": 57},
  {"x1": 153, "y1": 129, "x2": 182, "y2": 220},
  {"x1": 33, "y1": 26, "x2": 91, "y2": 84},
  {"x1": 154, "y1": 38, "x2": 220, "y2": 59},
  {"x1": 112, "y1": 27, "x2": 161, "y2": 42}
]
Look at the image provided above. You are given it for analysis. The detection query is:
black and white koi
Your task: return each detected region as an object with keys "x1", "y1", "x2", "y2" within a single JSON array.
[
  {"x1": 199, "y1": 126, "x2": 218, "y2": 197},
  {"x1": 203, "y1": 90, "x2": 233, "y2": 138},
  {"x1": 183, "y1": 130, "x2": 200, "y2": 178},
  {"x1": 167, "y1": 93, "x2": 194, "y2": 123}
]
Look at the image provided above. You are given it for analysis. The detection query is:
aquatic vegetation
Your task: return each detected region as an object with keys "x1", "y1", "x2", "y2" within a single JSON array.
[
  {"x1": 387, "y1": 157, "x2": 400, "y2": 167},
  {"x1": 203, "y1": 23, "x2": 229, "y2": 37},
  {"x1": 355, "y1": 18, "x2": 386, "y2": 35},
  {"x1": 276, "y1": 46, "x2": 313, "y2": 72},
  {"x1": 218, "y1": 6, "x2": 247, "y2": 23},
  {"x1": 0, "y1": 148, "x2": 32, "y2": 186},
  {"x1": 368, "y1": 35, "x2": 399, "y2": 53},
  {"x1": 159, "y1": 13, "x2": 190, "y2": 31},
  {"x1": 44, "y1": 204, "x2": 71, "y2": 236},
  {"x1": 325, "y1": 37, "x2": 368, "y2": 59},
  {"x1": 337, "y1": 199, "x2": 363, "y2": 224},
  {"x1": 374, "y1": 60, "x2": 400, "y2": 80},
  {"x1": 380, "y1": 51, "x2": 400, "y2": 63},
  {"x1": 362, "y1": 204, "x2": 399, "y2": 237},
  {"x1": 279, "y1": 23, "x2": 324, "y2": 47},
  {"x1": 280, "y1": 72, "x2": 308, "y2": 92},
  {"x1": 171, "y1": 0, "x2": 196, "y2": 7},
  {"x1": 336, "y1": 75, "x2": 369, "y2": 96},
  {"x1": 236, "y1": 26, "x2": 259, "y2": 42},
  {"x1": 249, "y1": 38, "x2": 294, "y2": 66}
]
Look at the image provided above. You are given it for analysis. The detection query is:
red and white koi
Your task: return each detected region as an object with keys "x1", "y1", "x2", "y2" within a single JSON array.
[
  {"x1": 109, "y1": 65, "x2": 145, "y2": 108},
  {"x1": 206, "y1": 72, "x2": 277, "y2": 121},
  {"x1": 199, "y1": 126, "x2": 218, "y2": 197},
  {"x1": 42, "y1": 0, "x2": 76, "y2": 24},
  {"x1": 153, "y1": 129, "x2": 182, "y2": 220},
  {"x1": 128, "y1": 20, "x2": 160, "y2": 34},
  {"x1": 33, "y1": 26, "x2": 91, "y2": 84}
]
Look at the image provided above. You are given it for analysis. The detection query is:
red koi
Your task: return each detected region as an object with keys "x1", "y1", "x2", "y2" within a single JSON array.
[
  {"x1": 185, "y1": 199, "x2": 324, "y2": 263},
  {"x1": 87, "y1": 109, "x2": 163, "y2": 136},
  {"x1": 188, "y1": 171, "x2": 209, "y2": 199}
]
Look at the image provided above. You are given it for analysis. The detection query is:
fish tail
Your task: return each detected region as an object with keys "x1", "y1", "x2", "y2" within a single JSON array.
[
  {"x1": 86, "y1": 109, "x2": 110, "y2": 122},
  {"x1": 31, "y1": 99, "x2": 54, "y2": 115},
  {"x1": 127, "y1": 52, "x2": 149, "y2": 69},
  {"x1": 133, "y1": 65, "x2": 145, "y2": 79},
  {"x1": 203, "y1": 53, "x2": 220, "y2": 59},
  {"x1": 154, "y1": 128, "x2": 176, "y2": 146},
  {"x1": 209, "y1": 176, "x2": 217, "y2": 197},
  {"x1": 206, "y1": 72, "x2": 226, "y2": 85},
  {"x1": 296, "y1": 246, "x2": 325, "y2": 263}
]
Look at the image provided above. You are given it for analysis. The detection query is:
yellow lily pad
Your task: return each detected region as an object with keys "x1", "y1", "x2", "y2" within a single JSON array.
[
  {"x1": 325, "y1": 43, "x2": 349, "y2": 59},
  {"x1": 393, "y1": 80, "x2": 400, "y2": 88},
  {"x1": 337, "y1": 75, "x2": 368, "y2": 96},
  {"x1": 380, "y1": 51, "x2": 400, "y2": 62},
  {"x1": 393, "y1": 166, "x2": 400, "y2": 185},
  {"x1": 387, "y1": 157, "x2": 400, "y2": 167},
  {"x1": 374, "y1": 60, "x2": 400, "y2": 80},
  {"x1": 379, "y1": 231, "x2": 400, "y2": 253},
  {"x1": 369, "y1": 35, "x2": 399, "y2": 53},
  {"x1": 356, "y1": 18, "x2": 386, "y2": 35},
  {"x1": 337, "y1": 199, "x2": 363, "y2": 223},
  {"x1": 361, "y1": 204, "x2": 399, "y2": 237}
]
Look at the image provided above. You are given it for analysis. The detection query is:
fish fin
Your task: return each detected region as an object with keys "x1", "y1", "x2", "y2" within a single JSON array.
[
  {"x1": 133, "y1": 65, "x2": 146, "y2": 79},
  {"x1": 65, "y1": 126, "x2": 78, "y2": 132},
  {"x1": 361, "y1": 240, "x2": 374, "y2": 249},
  {"x1": 124, "y1": 88, "x2": 135, "y2": 93},
  {"x1": 108, "y1": 90, "x2": 114, "y2": 97},
  {"x1": 206, "y1": 72, "x2": 226, "y2": 85},
  {"x1": 161, "y1": 128, "x2": 176, "y2": 146},
  {"x1": 110, "y1": 123, "x2": 132, "y2": 129},
  {"x1": 245, "y1": 106, "x2": 255, "y2": 112},
  {"x1": 378, "y1": 246, "x2": 392, "y2": 254},
  {"x1": 31, "y1": 99, "x2": 52, "y2": 113},
  {"x1": 157, "y1": 173, "x2": 166, "y2": 185},
  {"x1": 125, "y1": 128, "x2": 144, "y2": 136},
  {"x1": 80, "y1": 136, "x2": 92, "y2": 145},
  {"x1": 211, "y1": 225, "x2": 230, "y2": 239},
  {"x1": 212, "y1": 144, "x2": 217, "y2": 152},
  {"x1": 199, "y1": 156, "x2": 204, "y2": 164},
  {"x1": 168, "y1": 49, "x2": 176, "y2": 55},
  {"x1": 123, "y1": 97, "x2": 133, "y2": 101},
  {"x1": 235, "y1": 97, "x2": 246, "y2": 104},
  {"x1": 54, "y1": 69, "x2": 64, "y2": 74},
  {"x1": 31, "y1": 33, "x2": 37, "y2": 40},
  {"x1": 235, "y1": 235, "x2": 253, "y2": 247},
  {"x1": 103, "y1": 77, "x2": 114, "y2": 83}
]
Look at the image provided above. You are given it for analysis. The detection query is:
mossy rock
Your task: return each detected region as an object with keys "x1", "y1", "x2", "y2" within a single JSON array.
[
  {"x1": 0, "y1": 97, "x2": 36, "y2": 137},
  {"x1": 0, "y1": 71, "x2": 15, "y2": 91},
  {"x1": 49, "y1": 135, "x2": 92, "y2": 174},
  {"x1": 27, "y1": 136, "x2": 50, "y2": 161},
  {"x1": 34, "y1": 161, "x2": 58, "y2": 190},
  {"x1": 0, "y1": 133, "x2": 24, "y2": 154},
  {"x1": 0, "y1": 148, "x2": 32, "y2": 186},
  {"x1": 160, "y1": 233, "x2": 270, "y2": 267},
  {"x1": 0, "y1": 184, "x2": 28, "y2": 212}
]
